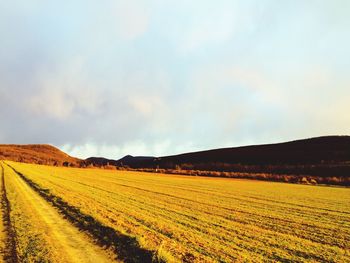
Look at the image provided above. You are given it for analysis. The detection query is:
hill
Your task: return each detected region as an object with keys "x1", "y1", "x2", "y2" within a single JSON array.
[
  {"x1": 85, "y1": 155, "x2": 154, "y2": 168},
  {"x1": 154, "y1": 135, "x2": 350, "y2": 165},
  {"x1": 112, "y1": 136, "x2": 350, "y2": 178},
  {"x1": 0, "y1": 144, "x2": 81, "y2": 166},
  {"x1": 84, "y1": 157, "x2": 119, "y2": 167}
]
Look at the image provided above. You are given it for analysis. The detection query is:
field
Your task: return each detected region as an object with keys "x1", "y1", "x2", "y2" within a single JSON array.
[{"x1": 0, "y1": 161, "x2": 349, "y2": 262}]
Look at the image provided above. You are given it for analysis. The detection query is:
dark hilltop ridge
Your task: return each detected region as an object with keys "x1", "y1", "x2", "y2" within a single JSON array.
[
  {"x1": 113, "y1": 135, "x2": 350, "y2": 166},
  {"x1": 85, "y1": 155, "x2": 154, "y2": 167},
  {"x1": 1, "y1": 136, "x2": 350, "y2": 185}
]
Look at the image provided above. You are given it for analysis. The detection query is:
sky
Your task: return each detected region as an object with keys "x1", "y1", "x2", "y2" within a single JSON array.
[{"x1": 0, "y1": 0, "x2": 350, "y2": 159}]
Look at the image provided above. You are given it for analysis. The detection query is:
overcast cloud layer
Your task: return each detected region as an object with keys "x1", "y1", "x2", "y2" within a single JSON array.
[{"x1": 1, "y1": 0, "x2": 349, "y2": 159}]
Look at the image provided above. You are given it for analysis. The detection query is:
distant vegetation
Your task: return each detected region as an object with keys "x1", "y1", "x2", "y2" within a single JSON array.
[
  {"x1": 130, "y1": 167, "x2": 350, "y2": 186},
  {"x1": 1, "y1": 161, "x2": 349, "y2": 262}
]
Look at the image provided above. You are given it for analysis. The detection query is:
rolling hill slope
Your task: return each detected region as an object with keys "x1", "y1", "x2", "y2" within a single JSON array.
[
  {"x1": 0, "y1": 145, "x2": 81, "y2": 166},
  {"x1": 152, "y1": 135, "x2": 350, "y2": 165},
  {"x1": 109, "y1": 136, "x2": 350, "y2": 178}
]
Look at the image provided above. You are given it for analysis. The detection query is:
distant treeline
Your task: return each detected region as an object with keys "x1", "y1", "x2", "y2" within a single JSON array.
[
  {"x1": 132, "y1": 162, "x2": 350, "y2": 178},
  {"x1": 128, "y1": 167, "x2": 350, "y2": 186},
  {"x1": 92, "y1": 136, "x2": 350, "y2": 186},
  {"x1": 81, "y1": 161, "x2": 350, "y2": 186},
  {"x1": 4, "y1": 155, "x2": 350, "y2": 186}
]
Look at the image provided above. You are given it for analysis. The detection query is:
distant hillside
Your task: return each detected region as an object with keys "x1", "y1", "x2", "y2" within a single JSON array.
[
  {"x1": 0, "y1": 144, "x2": 81, "y2": 166},
  {"x1": 111, "y1": 136, "x2": 350, "y2": 178},
  {"x1": 84, "y1": 157, "x2": 119, "y2": 166},
  {"x1": 155, "y1": 136, "x2": 350, "y2": 164},
  {"x1": 85, "y1": 155, "x2": 154, "y2": 168}
]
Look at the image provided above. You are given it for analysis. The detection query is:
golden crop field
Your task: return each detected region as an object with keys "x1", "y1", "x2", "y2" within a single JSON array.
[{"x1": 0, "y1": 161, "x2": 349, "y2": 262}]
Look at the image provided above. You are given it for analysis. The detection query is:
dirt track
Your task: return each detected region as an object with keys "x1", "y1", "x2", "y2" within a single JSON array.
[
  {"x1": 0, "y1": 165, "x2": 8, "y2": 263},
  {"x1": 4, "y1": 163, "x2": 116, "y2": 263}
]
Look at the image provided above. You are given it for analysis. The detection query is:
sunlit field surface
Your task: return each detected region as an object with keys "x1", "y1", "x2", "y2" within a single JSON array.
[{"x1": 4, "y1": 161, "x2": 350, "y2": 262}]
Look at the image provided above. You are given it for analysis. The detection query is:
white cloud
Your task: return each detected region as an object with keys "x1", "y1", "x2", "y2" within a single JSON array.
[
  {"x1": 26, "y1": 57, "x2": 103, "y2": 120},
  {"x1": 61, "y1": 139, "x2": 174, "y2": 159},
  {"x1": 128, "y1": 95, "x2": 164, "y2": 117},
  {"x1": 28, "y1": 89, "x2": 75, "y2": 120}
]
